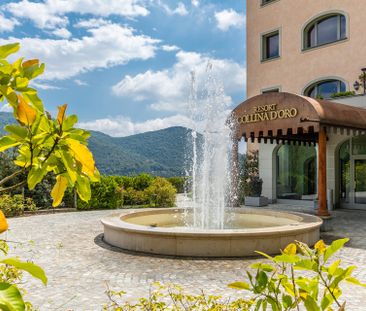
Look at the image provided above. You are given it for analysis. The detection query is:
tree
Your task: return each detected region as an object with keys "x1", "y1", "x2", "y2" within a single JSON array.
[{"x1": 0, "y1": 43, "x2": 100, "y2": 206}]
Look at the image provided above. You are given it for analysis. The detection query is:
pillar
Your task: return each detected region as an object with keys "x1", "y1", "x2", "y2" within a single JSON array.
[{"x1": 317, "y1": 127, "x2": 330, "y2": 216}]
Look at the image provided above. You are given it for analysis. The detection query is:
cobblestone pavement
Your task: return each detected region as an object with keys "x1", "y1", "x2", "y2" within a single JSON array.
[{"x1": 6, "y1": 201, "x2": 366, "y2": 310}]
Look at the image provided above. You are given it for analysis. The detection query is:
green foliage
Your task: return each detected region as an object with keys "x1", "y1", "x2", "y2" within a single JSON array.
[
  {"x1": 167, "y1": 177, "x2": 186, "y2": 193},
  {"x1": 331, "y1": 91, "x2": 356, "y2": 98},
  {"x1": 104, "y1": 282, "x2": 253, "y2": 311},
  {"x1": 229, "y1": 238, "x2": 364, "y2": 310},
  {"x1": 0, "y1": 237, "x2": 46, "y2": 311},
  {"x1": 0, "y1": 43, "x2": 100, "y2": 207},
  {"x1": 122, "y1": 187, "x2": 149, "y2": 206},
  {"x1": 0, "y1": 195, "x2": 36, "y2": 217},
  {"x1": 77, "y1": 176, "x2": 123, "y2": 210},
  {"x1": 70, "y1": 174, "x2": 177, "y2": 209},
  {"x1": 241, "y1": 151, "x2": 262, "y2": 198},
  {"x1": 146, "y1": 177, "x2": 177, "y2": 207}
]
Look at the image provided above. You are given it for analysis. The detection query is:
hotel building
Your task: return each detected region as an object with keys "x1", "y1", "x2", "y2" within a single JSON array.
[{"x1": 233, "y1": 0, "x2": 366, "y2": 213}]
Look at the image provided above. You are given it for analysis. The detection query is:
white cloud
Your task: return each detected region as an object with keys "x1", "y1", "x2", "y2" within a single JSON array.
[
  {"x1": 5, "y1": 0, "x2": 149, "y2": 30},
  {"x1": 215, "y1": 9, "x2": 245, "y2": 31},
  {"x1": 0, "y1": 23, "x2": 159, "y2": 80},
  {"x1": 30, "y1": 81, "x2": 61, "y2": 90},
  {"x1": 52, "y1": 27, "x2": 72, "y2": 39},
  {"x1": 78, "y1": 114, "x2": 192, "y2": 137},
  {"x1": 157, "y1": 1, "x2": 188, "y2": 16},
  {"x1": 112, "y1": 50, "x2": 245, "y2": 113},
  {"x1": 74, "y1": 18, "x2": 110, "y2": 29},
  {"x1": 191, "y1": 0, "x2": 199, "y2": 7},
  {"x1": 161, "y1": 45, "x2": 180, "y2": 52},
  {"x1": 0, "y1": 13, "x2": 20, "y2": 32},
  {"x1": 74, "y1": 79, "x2": 88, "y2": 86},
  {"x1": 0, "y1": 104, "x2": 12, "y2": 113}
]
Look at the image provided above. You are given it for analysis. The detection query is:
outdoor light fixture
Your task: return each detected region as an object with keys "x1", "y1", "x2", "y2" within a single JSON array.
[{"x1": 354, "y1": 67, "x2": 366, "y2": 94}]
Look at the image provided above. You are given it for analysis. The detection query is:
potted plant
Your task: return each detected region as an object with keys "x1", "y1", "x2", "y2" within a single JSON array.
[{"x1": 241, "y1": 151, "x2": 268, "y2": 207}]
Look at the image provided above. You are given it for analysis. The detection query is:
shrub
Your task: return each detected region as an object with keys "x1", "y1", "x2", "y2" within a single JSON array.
[
  {"x1": 122, "y1": 187, "x2": 149, "y2": 206},
  {"x1": 132, "y1": 173, "x2": 154, "y2": 191},
  {"x1": 331, "y1": 91, "x2": 356, "y2": 98},
  {"x1": 146, "y1": 177, "x2": 176, "y2": 207},
  {"x1": 0, "y1": 194, "x2": 36, "y2": 217},
  {"x1": 167, "y1": 177, "x2": 185, "y2": 193},
  {"x1": 77, "y1": 176, "x2": 123, "y2": 210},
  {"x1": 241, "y1": 151, "x2": 263, "y2": 197}
]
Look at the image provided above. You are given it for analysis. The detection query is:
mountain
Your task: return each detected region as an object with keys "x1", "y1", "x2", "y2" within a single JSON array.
[{"x1": 0, "y1": 112, "x2": 191, "y2": 177}]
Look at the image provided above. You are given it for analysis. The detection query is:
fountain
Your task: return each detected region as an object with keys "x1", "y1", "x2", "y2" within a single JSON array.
[{"x1": 101, "y1": 66, "x2": 322, "y2": 257}]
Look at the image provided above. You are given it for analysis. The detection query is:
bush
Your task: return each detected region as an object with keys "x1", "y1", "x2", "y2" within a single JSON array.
[
  {"x1": 146, "y1": 177, "x2": 176, "y2": 207},
  {"x1": 77, "y1": 177, "x2": 123, "y2": 210},
  {"x1": 241, "y1": 151, "x2": 263, "y2": 197},
  {"x1": 167, "y1": 177, "x2": 185, "y2": 193},
  {"x1": 132, "y1": 173, "x2": 154, "y2": 191},
  {"x1": 0, "y1": 195, "x2": 36, "y2": 217},
  {"x1": 122, "y1": 187, "x2": 149, "y2": 206}
]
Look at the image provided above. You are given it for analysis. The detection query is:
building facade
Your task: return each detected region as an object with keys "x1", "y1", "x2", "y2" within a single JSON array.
[{"x1": 241, "y1": 0, "x2": 366, "y2": 210}]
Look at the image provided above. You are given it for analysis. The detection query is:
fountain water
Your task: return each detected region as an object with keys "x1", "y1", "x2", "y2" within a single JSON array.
[
  {"x1": 187, "y1": 66, "x2": 232, "y2": 229},
  {"x1": 101, "y1": 65, "x2": 322, "y2": 257}
]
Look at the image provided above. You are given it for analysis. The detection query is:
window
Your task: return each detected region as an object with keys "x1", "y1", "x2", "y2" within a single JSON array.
[
  {"x1": 262, "y1": 31, "x2": 280, "y2": 61},
  {"x1": 262, "y1": 88, "x2": 280, "y2": 94},
  {"x1": 261, "y1": 0, "x2": 277, "y2": 5},
  {"x1": 304, "y1": 13, "x2": 347, "y2": 49},
  {"x1": 304, "y1": 79, "x2": 346, "y2": 99}
]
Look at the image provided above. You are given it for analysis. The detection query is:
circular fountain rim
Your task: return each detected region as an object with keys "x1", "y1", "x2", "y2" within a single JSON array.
[{"x1": 101, "y1": 208, "x2": 323, "y2": 238}]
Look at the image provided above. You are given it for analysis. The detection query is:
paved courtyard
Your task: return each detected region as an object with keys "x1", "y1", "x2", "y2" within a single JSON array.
[{"x1": 6, "y1": 202, "x2": 366, "y2": 310}]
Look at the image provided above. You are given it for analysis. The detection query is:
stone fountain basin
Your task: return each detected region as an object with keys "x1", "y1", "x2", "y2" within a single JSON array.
[{"x1": 101, "y1": 208, "x2": 322, "y2": 257}]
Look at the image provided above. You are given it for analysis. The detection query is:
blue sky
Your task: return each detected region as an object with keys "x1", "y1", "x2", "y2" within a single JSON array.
[{"x1": 0, "y1": 0, "x2": 246, "y2": 137}]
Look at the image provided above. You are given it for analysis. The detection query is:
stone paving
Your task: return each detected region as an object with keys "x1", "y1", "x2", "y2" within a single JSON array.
[{"x1": 5, "y1": 201, "x2": 366, "y2": 310}]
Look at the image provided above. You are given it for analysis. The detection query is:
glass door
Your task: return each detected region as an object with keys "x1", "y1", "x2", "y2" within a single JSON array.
[{"x1": 354, "y1": 159, "x2": 366, "y2": 204}]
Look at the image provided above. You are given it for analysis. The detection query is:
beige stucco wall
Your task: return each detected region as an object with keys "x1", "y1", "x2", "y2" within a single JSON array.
[{"x1": 247, "y1": 0, "x2": 366, "y2": 98}]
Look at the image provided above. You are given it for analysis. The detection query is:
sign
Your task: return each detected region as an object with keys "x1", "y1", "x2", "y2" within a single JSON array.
[{"x1": 237, "y1": 104, "x2": 298, "y2": 125}]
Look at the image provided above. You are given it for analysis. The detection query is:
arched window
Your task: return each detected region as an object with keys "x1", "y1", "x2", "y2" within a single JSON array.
[
  {"x1": 304, "y1": 79, "x2": 346, "y2": 99},
  {"x1": 304, "y1": 13, "x2": 347, "y2": 49}
]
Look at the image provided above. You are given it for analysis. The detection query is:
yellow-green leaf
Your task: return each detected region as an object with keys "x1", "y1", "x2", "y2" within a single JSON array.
[
  {"x1": 0, "y1": 43, "x2": 20, "y2": 59},
  {"x1": 0, "y1": 258, "x2": 47, "y2": 285},
  {"x1": 76, "y1": 175, "x2": 91, "y2": 202},
  {"x1": 228, "y1": 282, "x2": 251, "y2": 291},
  {"x1": 67, "y1": 139, "x2": 96, "y2": 177},
  {"x1": 51, "y1": 175, "x2": 68, "y2": 207},
  {"x1": 0, "y1": 136, "x2": 20, "y2": 152},
  {"x1": 27, "y1": 166, "x2": 48, "y2": 190},
  {"x1": 16, "y1": 95, "x2": 36, "y2": 126},
  {"x1": 57, "y1": 104, "x2": 67, "y2": 125},
  {"x1": 0, "y1": 282, "x2": 25, "y2": 311}
]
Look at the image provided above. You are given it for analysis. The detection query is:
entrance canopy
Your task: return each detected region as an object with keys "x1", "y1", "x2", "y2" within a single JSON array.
[{"x1": 232, "y1": 92, "x2": 366, "y2": 143}]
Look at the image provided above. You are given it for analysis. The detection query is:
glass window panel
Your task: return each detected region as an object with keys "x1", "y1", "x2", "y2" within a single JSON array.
[
  {"x1": 276, "y1": 145, "x2": 317, "y2": 200},
  {"x1": 317, "y1": 80, "x2": 339, "y2": 98},
  {"x1": 307, "y1": 25, "x2": 316, "y2": 48},
  {"x1": 307, "y1": 86, "x2": 316, "y2": 98},
  {"x1": 355, "y1": 160, "x2": 366, "y2": 204},
  {"x1": 340, "y1": 15, "x2": 346, "y2": 39},
  {"x1": 352, "y1": 136, "x2": 366, "y2": 155},
  {"x1": 339, "y1": 140, "x2": 350, "y2": 203},
  {"x1": 265, "y1": 33, "x2": 279, "y2": 59},
  {"x1": 317, "y1": 15, "x2": 338, "y2": 45},
  {"x1": 262, "y1": 88, "x2": 279, "y2": 94}
]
